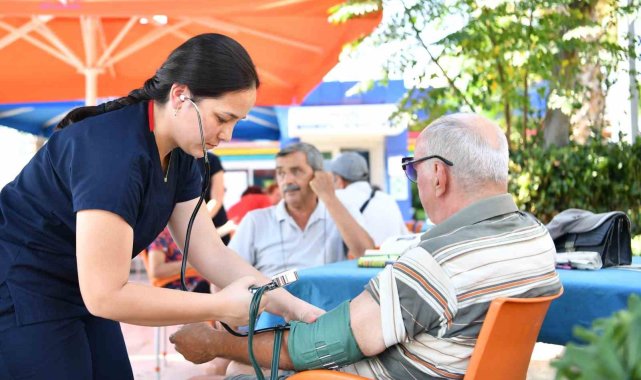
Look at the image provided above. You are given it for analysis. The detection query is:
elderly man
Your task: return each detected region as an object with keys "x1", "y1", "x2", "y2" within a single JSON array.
[
  {"x1": 228, "y1": 142, "x2": 374, "y2": 277},
  {"x1": 171, "y1": 114, "x2": 562, "y2": 379},
  {"x1": 329, "y1": 152, "x2": 408, "y2": 246}
]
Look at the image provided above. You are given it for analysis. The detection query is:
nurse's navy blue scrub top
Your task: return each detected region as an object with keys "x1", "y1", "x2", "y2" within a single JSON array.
[{"x1": 0, "y1": 101, "x2": 201, "y2": 327}]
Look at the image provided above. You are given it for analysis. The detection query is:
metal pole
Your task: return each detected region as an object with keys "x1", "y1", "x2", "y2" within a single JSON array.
[
  {"x1": 85, "y1": 68, "x2": 98, "y2": 106},
  {"x1": 82, "y1": 16, "x2": 99, "y2": 106},
  {"x1": 629, "y1": 4, "x2": 639, "y2": 142}
]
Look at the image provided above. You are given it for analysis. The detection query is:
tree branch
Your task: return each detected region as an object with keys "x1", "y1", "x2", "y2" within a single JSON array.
[{"x1": 400, "y1": 0, "x2": 476, "y2": 112}]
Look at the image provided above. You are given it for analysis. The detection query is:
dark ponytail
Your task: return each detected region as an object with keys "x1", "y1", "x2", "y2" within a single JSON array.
[{"x1": 56, "y1": 33, "x2": 259, "y2": 130}]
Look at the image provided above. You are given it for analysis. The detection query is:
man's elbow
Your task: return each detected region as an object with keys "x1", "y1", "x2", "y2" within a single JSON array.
[{"x1": 350, "y1": 239, "x2": 375, "y2": 258}]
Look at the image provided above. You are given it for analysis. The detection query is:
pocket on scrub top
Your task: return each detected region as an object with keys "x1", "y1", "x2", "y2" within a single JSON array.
[{"x1": 0, "y1": 282, "x2": 17, "y2": 332}]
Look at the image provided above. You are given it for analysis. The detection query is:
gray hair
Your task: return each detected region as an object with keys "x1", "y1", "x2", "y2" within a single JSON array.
[
  {"x1": 276, "y1": 142, "x2": 324, "y2": 171},
  {"x1": 420, "y1": 114, "x2": 509, "y2": 191}
]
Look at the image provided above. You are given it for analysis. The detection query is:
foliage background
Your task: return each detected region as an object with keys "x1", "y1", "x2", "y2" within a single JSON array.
[
  {"x1": 334, "y1": 1, "x2": 640, "y2": 253},
  {"x1": 411, "y1": 137, "x2": 641, "y2": 253},
  {"x1": 509, "y1": 136, "x2": 641, "y2": 235}
]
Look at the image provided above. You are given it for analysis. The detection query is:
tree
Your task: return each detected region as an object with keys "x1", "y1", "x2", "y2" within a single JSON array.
[{"x1": 332, "y1": 0, "x2": 639, "y2": 148}]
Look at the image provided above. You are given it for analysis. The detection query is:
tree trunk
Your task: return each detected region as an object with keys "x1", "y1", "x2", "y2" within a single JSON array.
[
  {"x1": 542, "y1": 0, "x2": 608, "y2": 147},
  {"x1": 543, "y1": 108, "x2": 570, "y2": 147},
  {"x1": 572, "y1": 63, "x2": 606, "y2": 143}
]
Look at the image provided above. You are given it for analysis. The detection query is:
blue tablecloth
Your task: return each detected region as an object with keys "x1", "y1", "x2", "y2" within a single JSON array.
[{"x1": 260, "y1": 257, "x2": 641, "y2": 345}]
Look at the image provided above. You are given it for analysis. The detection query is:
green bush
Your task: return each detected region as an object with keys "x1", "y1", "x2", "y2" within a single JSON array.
[
  {"x1": 509, "y1": 138, "x2": 641, "y2": 237},
  {"x1": 552, "y1": 294, "x2": 641, "y2": 380},
  {"x1": 409, "y1": 138, "x2": 641, "y2": 251}
]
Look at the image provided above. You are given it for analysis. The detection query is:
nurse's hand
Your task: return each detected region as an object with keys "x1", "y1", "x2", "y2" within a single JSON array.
[
  {"x1": 270, "y1": 288, "x2": 325, "y2": 323},
  {"x1": 286, "y1": 299, "x2": 325, "y2": 323},
  {"x1": 215, "y1": 276, "x2": 267, "y2": 327}
]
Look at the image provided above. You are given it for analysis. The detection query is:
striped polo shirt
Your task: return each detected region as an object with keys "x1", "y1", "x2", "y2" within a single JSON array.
[{"x1": 343, "y1": 194, "x2": 562, "y2": 379}]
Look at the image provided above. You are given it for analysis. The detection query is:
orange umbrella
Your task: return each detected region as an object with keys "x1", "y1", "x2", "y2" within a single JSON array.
[{"x1": 0, "y1": 1, "x2": 381, "y2": 105}]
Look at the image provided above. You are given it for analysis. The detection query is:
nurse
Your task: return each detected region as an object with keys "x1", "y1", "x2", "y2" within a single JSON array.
[{"x1": 0, "y1": 33, "x2": 322, "y2": 379}]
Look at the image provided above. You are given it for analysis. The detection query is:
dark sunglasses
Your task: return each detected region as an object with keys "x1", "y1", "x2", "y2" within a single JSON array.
[{"x1": 401, "y1": 155, "x2": 454, "y2": 183}]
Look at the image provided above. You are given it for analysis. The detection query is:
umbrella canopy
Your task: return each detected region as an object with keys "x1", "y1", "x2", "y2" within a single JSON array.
[
  {"x1": 0, "y1": 100, "x2": 280, "y2": 139},
  {"x1": 0, "y1": 0, "x2": 381, "y2": 105}
]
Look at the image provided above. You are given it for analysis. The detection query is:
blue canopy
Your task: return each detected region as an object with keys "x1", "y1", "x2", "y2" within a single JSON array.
[{"x1": 0, "y1": 101, "x2": 279, "y2": 141}]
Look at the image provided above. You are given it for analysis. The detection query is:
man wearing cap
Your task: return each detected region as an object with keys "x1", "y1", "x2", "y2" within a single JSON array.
[
  {"x1": 171, "y1": 114, "x2": 562, "y2": 379},
  {"x1": 228, "y1": 142, "x2": 374, "y2": 278},
  {"x1": 330, "y1": 152, "x2": 408, "y2": 246}
]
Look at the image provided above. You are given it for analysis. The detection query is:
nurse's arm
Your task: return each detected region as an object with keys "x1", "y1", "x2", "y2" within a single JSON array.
[
  {"x1": 168, "y1": 198, "x2": 325, "y2": 324},
  {"x1": 76, "y1": 209, "x2": 260, "y2": 327}
]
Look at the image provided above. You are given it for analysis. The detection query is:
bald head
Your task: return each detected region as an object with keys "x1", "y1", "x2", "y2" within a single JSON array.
[
  {"x1": 416, "y1": 113, "x2": 509, "y2": 192},
  {"x1": 447, "y1": 113, "x2": 503, "y2": 149}
]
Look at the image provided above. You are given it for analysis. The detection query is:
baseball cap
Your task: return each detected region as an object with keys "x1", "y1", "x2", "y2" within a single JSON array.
[{"x1": 329, "y1": 152, "x2": 369, "y2": 182}]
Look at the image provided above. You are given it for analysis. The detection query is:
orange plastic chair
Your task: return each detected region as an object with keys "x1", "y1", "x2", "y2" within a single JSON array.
[
  {"x1": 288, "y1": 369, "x2": 367, "y2": 379},
  {"x1": 289, "y1": 289, "x2": 563, "y2": 380},
  {"x1": 405, "y1": 220, "x2": 425, "y2": 233},
  {"x1": 464, "y1": 288, "x2": 564, "y2": 380},
  {"x1": 140, "y1": 249, "x2": 201, "y2": 288}
]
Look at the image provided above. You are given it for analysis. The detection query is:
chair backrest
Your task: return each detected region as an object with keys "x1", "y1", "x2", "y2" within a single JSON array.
[
  {"x1": 139, "y1": 249, "x2": 200, "y2": 288},
  {"x1": 464, "y1": 288, "x2": 563, "y2": 380},
  {"x1": 405, "y1": 220, "x2": 425, "y2": 233},
  {"x1": 288, "y1": 369, "x2": 367, "y2": 380}
]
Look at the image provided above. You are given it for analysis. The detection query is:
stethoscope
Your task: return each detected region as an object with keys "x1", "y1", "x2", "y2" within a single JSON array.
[
  {"x1": 177, "y1": 94, "x2": 210, "y2": 292},
  {"x1": 176, "y1": 95, "x2": 288, "y2": 380}
]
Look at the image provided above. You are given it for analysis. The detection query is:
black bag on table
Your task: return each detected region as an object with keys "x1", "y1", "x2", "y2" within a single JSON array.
[{"x1": 546, "y1": 209, "x2": 632, "y2": 267}]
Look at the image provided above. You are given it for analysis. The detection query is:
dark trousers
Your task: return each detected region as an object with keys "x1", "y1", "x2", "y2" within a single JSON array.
[{"x1": 0, "y1": 314, "x2": 133, "y2": 380}]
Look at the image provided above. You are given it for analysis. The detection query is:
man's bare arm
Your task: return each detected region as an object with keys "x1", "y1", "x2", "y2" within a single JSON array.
[
  {"x1": 170, "y1": 291, "x2": 386, "y2": 367},
  {"x1": 310, "y1": 171, "x2": 375, "y2": 257},
  {"x1": 169, "y1": 322, "x2": 295, "y2": 369}
]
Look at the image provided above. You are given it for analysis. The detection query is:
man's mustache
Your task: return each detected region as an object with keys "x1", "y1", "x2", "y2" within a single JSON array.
[{"x1": 283, "y1": 184, "x2": 301, "y2": 193}]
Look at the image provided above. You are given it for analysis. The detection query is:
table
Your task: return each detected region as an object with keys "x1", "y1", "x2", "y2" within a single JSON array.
[{"x1": 260, "y1": 258, "x2": 641, "y2": 345}]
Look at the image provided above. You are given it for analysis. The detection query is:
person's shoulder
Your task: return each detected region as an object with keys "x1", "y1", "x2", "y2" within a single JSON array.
[
  {"x1": 207, "y1": 152, "x2": 222, "y2": 165},
  {"x1": 54, "y1": 103, "x2": 148, "y2": 152},
  {"x1": 334, "y1": 187, "x2": 350, "y2": 202},
  {"x1": 66, "y1": 102, "x2": 146, "y2": 134},
  {"x1": 373, "y1": 190, "x2": 401, "y2": 207},
  {"x1": 47, "y1": 103, "x2": 151, "y2": 167}
]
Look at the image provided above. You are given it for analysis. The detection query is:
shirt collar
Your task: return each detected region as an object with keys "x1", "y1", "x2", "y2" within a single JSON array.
[
  {"x1": 147, "y1": 101, "x2": 154, "y2": 132},
  {"x1": 423, "y1": 194, "x2": 518, "y2": 239},
  {"x1": 345, "y1": 181, "x2": 371, "y2": 192},
  {"x1": 274, "y1": 199, "x2": 328, "y2": 224}
]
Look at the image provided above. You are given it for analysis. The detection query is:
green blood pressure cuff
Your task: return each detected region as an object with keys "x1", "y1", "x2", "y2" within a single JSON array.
[{"x1": 287, "y1": 301, "x2": 364, "y2": 371}]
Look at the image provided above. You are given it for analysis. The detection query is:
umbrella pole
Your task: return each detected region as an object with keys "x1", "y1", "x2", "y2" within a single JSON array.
[
  {"x1": 81, "y1": 16, "x2": 99, "y2": 106},
  {"x1": 84, "y1": 68, "x2": 98, "y2": 106}
]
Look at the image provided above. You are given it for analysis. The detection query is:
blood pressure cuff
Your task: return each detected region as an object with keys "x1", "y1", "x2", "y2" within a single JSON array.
[{"x1": 287, "y1": 301, "x2": 364, "y2": 371}]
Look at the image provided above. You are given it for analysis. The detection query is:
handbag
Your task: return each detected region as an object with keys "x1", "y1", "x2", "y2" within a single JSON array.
[{"x1": 546, "y1": 209, "x2": 633, "y2": 268}]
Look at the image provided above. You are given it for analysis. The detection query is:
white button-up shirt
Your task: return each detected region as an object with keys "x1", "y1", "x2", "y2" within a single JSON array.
[{"x1": 229, "y1": 199, "x2": 366, "y2": 277}]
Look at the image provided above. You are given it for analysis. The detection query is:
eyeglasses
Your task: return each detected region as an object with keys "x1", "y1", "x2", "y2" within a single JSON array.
[{"x1": 401, "y1": 155, "x2": 454, "y2": 183}]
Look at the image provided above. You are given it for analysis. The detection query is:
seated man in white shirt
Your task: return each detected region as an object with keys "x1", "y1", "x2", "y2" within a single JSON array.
[
  {"x1": 228, "y1": 142, "x2": 375, "y2": 277},
  {"x1": 329, "y1": 152, "x2": 408, "y2": 246}
]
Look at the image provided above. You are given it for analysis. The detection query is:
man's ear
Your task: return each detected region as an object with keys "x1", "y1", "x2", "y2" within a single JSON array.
[{"x1": 434, "y1": 162, "x2": 448, "y2": 197}]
